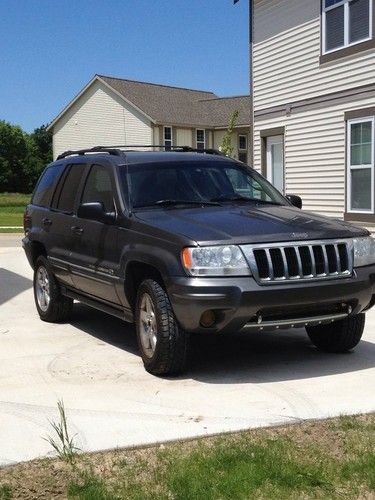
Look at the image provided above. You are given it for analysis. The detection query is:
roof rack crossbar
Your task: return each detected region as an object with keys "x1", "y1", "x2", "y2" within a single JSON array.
[{"x1": 56, "y1": 145, "x2": 225, "y2": 160}]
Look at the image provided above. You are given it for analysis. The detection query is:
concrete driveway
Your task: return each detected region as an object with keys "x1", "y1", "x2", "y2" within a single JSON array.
[{"x1": 1, "y1": 234, "x2": 375, "y2": 465}]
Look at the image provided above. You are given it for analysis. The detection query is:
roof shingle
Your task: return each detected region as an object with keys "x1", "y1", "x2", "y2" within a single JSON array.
[{"x1": 99, "y1": 75, "x2": 251, "y2": 128}]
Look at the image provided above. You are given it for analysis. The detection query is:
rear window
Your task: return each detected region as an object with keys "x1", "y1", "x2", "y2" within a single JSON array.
[{"x1": 32, "y1": 164, "x2": 65, "y2": 207}]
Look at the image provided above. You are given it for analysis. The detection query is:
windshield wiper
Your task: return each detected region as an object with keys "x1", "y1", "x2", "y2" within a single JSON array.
[
  {"x1": 210, "y1": 195, "x2": 253, "y2": 202},
  {"x1": 210, "y1": 195, "x2": 281, "y2": 206},
  {"x1": 134, "y1": 199, "x2": 220, "y2": 209}
]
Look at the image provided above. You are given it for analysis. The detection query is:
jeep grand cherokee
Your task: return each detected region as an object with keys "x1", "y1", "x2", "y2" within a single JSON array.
[{"x1": 23, "y1": 146, "x2": 375, "y2": 375}]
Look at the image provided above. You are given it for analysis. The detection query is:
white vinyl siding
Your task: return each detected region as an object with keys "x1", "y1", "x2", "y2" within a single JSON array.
[
  {"x1": 347, "y1": 117, "x2": 374, "y2": 213},
  {"x1": 253, "y1": 99, "x2": 375, "y2": 219},
  {"x1": 52, "y1": 80, "x2": 152, "y2": 159},
  {"x1": 253, "y1": 0, "x2": 375, "y2": 110}
]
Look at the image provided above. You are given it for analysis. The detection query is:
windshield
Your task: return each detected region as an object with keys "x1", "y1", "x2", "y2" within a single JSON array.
[{"x1": 120, "y1": 160, "x2": 287, "y2": 209}]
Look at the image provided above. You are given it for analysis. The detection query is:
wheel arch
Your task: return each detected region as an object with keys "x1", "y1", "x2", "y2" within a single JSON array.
[
  {"x1": 29, "y1": 241, "x2": 47, "y2": 269},
  {"x1": 124, "y1": 260, "x2": 166, "y2": 311}
]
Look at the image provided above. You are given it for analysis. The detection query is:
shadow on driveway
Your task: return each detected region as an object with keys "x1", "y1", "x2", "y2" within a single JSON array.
[
  {"x1": 0, "y1": 269, "x2": 32, "y2": 305},
  {"x1": 71, "y1": 303, "x2": 375, "y2": 384}
]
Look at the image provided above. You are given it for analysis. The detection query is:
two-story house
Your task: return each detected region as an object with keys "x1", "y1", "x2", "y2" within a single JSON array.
[
  {"x1": 251, "y1": 0, "x2": 375, "y2": 230},
  {"x1": 48, "y1": 74, "x2": 251, "y2": 161}
]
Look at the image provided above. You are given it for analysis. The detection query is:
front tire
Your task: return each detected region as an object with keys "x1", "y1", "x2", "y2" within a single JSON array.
[
  {"x1": 33, "y1": 256, "x2": 73, "y2": 323},
  {"x1": 306, "y1": 314, "x2": 365, "y2": 353},
  {"x1": 135, "y1": 279, "x2": 189, "y2": 376}
]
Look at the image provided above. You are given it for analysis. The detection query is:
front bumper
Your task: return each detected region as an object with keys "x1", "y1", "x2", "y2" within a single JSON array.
[{"x1": 167, "y1": 265, "x2": 375, "y2": 334}]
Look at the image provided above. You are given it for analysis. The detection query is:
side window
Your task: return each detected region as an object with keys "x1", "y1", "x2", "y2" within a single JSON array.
[
  {"x1": 55, "y1": 165, "x2": 86, "y2": 213},
  {"x1": 32, "y1": 164, "x2": 65, "y2": 207},
  {"x1": 196, "y1": 129, "x2": 205, "y2": 150},
  {"x1": 164, "y1": 126, "x2": 173, "y2": 151},
  {"x1": 81, "y1": 165, "x2": 115, "y2": 212},
  {"x1": 347, "y1": 118, "x2": 374, "y2": 213}
]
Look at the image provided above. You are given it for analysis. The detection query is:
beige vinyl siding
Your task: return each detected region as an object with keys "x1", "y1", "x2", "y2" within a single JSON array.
[
  {"x1": 253, "y1": 0, "x2": 375, "y2": 110},
  {"x1": 213, "y1": 130, "x2": 225, "y2": 152},
  {"x1": 176, "y1": 128, "x2": 193, "y2": 147},
  {"x1": 153, "y1": 125, "x2": 160, "y2": 145},
  {"x1": 52, "y1": 80, "x2": 152, "y2": 158},
  {"x1": 254, "y1": 98, "x2": 375, "y2": 218}
]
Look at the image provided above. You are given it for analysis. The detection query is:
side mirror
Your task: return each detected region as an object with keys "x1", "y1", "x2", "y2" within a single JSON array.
[
  {"x1": 77, "y1": 202, "x2": 116, "y2": 224},
  {"x1": 286, "y1": 194, "x2": 302, "y2": 209}
]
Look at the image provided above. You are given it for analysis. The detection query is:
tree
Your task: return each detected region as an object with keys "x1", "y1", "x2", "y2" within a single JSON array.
[
  {"x1": 0, "y1": 120, "x2": 51, "y2": 193},
  {"x1": 30, "y1": 125, "x2": 53, "y2": 165},
  {"x1": 220, "y1": 110, "x2": 239, "y2": 157}
]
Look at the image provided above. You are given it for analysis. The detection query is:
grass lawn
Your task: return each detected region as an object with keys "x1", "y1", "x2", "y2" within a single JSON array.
[
  {"x1": 0, "y1": 193, "x2": 30, "y2": 232},
  {"x1": 0, "y1": 414, "x2": 374, "y2": 499}
]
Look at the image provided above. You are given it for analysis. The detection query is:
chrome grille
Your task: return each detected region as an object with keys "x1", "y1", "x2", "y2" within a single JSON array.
[{"x1": 241, "y1": 240, "x2": 353, "y2": 284}]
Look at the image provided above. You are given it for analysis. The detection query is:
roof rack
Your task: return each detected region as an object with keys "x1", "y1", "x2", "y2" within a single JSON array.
[
  {"x1": 56, "y1": 145, "x2": 224, "y2": 160},
  {"x1": 56, "y1": 146, "x2": 123, "y2": 160}
]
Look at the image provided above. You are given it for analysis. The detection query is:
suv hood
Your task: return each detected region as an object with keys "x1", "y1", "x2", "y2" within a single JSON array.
[{"x1": 135, "y1": 204, "x2": 368, "y2": 245}]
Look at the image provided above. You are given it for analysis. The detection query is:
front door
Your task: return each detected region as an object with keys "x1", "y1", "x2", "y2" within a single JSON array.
[
  {"x1": 70, "y1": 163, "x2": 122, "y2": 305},
  {"x1": 266, "y1": 135, "x2": 284, "y2": 193}
]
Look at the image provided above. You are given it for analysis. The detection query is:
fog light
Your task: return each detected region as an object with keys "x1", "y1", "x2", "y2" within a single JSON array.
[{"x1": 200, "y1": 310, "x2": 216, "y2": 328}]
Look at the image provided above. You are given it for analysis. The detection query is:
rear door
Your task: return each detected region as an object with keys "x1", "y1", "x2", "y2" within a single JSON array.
[
  {"x1": 47, "y1": 162, "x2": 89, "y2": 286},
  {"x1": 69, "y1": 162, "x2": 122, "y2": 305}
]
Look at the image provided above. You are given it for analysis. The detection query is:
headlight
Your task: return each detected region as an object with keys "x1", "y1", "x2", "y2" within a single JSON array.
[
  {"x1": 182, "y1": 245, "x2": 251, "y2": 276},
  {"x1": 353, "y1": 236, "x2": 375, "y2": 267}
]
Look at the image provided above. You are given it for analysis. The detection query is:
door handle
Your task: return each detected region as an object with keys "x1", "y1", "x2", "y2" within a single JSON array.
[
  {"x1": 71, "y1": 226, "x2": 84, "y2": 235},
  {"x1": 42, "y1": 218, "x2": 52, "y2": 226}
]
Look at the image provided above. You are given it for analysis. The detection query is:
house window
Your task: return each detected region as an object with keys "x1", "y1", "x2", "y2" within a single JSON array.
[
  {"x1": 347, "y1": 117, "x2": 374, "y2": 213},
  {"x1": 238, "y1": 135, "x2": 248, "y2": 163},
  {"x1": 238, "y1": 135, "x2": 247, "y2": 151},
  {"x1": 322, "y1": 0, "x2": 372, "y2": 54},
  {"x1": 196, "y1": 129, "x2": 205, "y2": 150},
  {"x1": 164, "y1": 126, "x2": 172, "y2": 150}
]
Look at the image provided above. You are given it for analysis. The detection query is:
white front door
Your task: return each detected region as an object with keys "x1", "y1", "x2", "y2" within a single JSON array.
[{"x1": 266, "y1": 135, "x2": 284, "y2": 193}]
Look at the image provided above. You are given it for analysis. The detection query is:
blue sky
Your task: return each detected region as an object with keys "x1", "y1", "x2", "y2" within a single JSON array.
[{"x1": 0, "y1": 0, "x2": 249, "y2": 132}]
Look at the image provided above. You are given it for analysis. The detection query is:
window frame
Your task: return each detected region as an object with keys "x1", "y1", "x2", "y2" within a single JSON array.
[
  {"x1": 322, "y1": 0, "x2": 373, "y2": 56},
  {"x1": 196, "y1": 129, "x2": 205, "y2": 150},
  {"x1": 346, "y1": 116, "x2": 375, "y2": 215},
  {"x1": 163, "y1": 126, "x2": 173, "y2": 149}
]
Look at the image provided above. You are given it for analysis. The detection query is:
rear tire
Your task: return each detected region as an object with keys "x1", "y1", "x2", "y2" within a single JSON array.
[
  {"x1": 33, "y1": 256, "x2": 73, "y2": 323},
  {"x1": 135, "y1": 279, "x2": 189, "y2": 376},
  {"x1": 306, "y1": 314, "x2": 365, "y2": 353}
]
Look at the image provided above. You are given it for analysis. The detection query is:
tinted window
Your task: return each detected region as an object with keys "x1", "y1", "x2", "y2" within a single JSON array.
[
  {"x1": 81, "y1": 165, "x2": 115, "y2": 212},
  {"x1": 32, "y1": 164, "x2": 65, "y2": 207},
  {"x1": 56, "y1": 165, "x2": 86, "y2": 213},
  {"x1": 123, "y1": 161, "x2": 286, "y2": 209}
]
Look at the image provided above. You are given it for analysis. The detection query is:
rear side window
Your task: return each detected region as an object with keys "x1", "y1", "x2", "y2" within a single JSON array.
[
  {"x1": 55, "y1": 165, "x2": 86, "y2": 213},
  {"x1": 32, "y1": 164, "x2": 65, "y2": 207}
]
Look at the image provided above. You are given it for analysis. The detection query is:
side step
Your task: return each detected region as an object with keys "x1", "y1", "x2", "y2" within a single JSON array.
[{"x1": 62, "y1": 288, "x2": 133, "y2": 323}]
